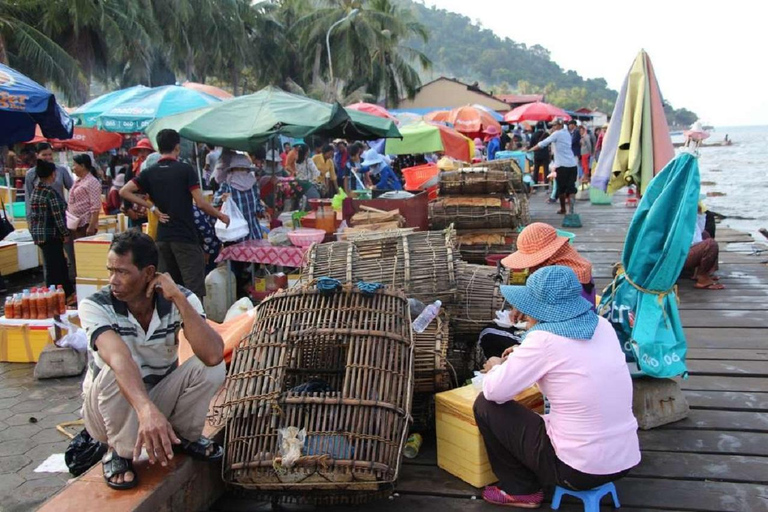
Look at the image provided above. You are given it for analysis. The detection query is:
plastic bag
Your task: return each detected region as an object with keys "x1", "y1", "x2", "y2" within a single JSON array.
[
  {"x1": 331, "y1": 188, "x2": 347, "y2": 211},
  {"x1": 224, "y1": 297, "x2": 254, "y2": 322},
  {"x1": 215, "y1": 198, "x2": 249, "y2": 242},
  {"x1": 52, "y1": 318, "x2": 88, "y2": 352},
  {"x1": 267, "y1": 226, "x2": 291, "y2": 246},
  {"x1": 65, "y1": 429, "x2": 108, "y2": 476}
]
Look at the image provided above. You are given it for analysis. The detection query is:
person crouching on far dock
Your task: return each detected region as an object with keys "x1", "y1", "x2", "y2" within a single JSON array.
[{"x1": 79, "y1": 230, "x2": 225, "y2": 490}]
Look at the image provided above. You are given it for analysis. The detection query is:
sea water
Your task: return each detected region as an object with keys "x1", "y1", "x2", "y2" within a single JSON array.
[{"x1": 694, "y1": 125, "x2": 768, "y2": 241}]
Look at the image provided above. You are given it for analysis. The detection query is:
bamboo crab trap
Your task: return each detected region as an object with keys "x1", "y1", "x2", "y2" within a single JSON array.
[
  {"x1": 412, "y1": 311, "x2": 452, "y2": 394},
  {"x1": 440, "y1": 166, "x2": 520, "y2": 196},
  {"x1": 468, "y1": 158, "x2": 525, "y2": 192},
  {"x1": 303, "y1": 228, "x2": 459, "y2": 304},
  {"x1": 221, "y1": 283, "x2": 414, "y2": 504},
  {"x1": 456, "y1": 230, "x2": 518, "y2": 264},
  {"x1": 449, "y1": 261, "x2": 509, "y2": 338},
  {"x1": 429, "y1": 196, "x2": 528, "y2": 230}
]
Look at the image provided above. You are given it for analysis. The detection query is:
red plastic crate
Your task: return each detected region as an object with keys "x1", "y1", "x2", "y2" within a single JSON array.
[{"x1": 402, "y1": 163, "x2": 439, "y2": 191}]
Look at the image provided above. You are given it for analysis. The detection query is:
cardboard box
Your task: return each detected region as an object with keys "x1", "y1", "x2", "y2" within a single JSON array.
[
  {"x1": 0, "y1": 241, "x2": 19, "y2": 275},
  {"x1": 74, "y1": 233, "x2": 113, "y2": 279},
  {"x1": 435, "y1": 384, "x2": 543, "y2": 488}
]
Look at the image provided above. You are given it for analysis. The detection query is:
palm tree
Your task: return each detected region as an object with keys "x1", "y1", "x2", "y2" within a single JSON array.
[
  {"x1": 0, "y1": 1, "x2": 83, "y2": 101},
  {"x1": 291, "y1": 0, "x2": 431, "y2": 106}
]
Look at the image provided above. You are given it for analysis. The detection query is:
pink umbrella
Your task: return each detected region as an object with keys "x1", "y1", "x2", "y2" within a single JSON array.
[
  {"x1": 181, "y1": 81, "x2": 233, "y2": 99},
  {"x1": 346, "y1": 102, "x2": 395, "y2": 120},
  {"x1": 504, "y1": 101, "x2": 571, "y2": 123}
]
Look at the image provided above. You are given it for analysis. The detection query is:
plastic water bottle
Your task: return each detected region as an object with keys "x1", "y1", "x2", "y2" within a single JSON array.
[{"x1": 412, "y1": 300, "x2": 442, "y2": 333}]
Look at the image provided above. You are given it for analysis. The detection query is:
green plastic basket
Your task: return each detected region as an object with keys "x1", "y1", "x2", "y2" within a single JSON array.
[{"x1": 589, "y1": 187, "x2": 613, "y2": 205}]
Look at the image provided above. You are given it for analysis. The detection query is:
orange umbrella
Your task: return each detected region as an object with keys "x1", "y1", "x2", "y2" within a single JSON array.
[
  {"x1": 346, "y1": 102, "x2": 395, "y2": 120},
  {"x1": 424, "y1": 110, "x2": 450, "y2": 123},
  {"x1": 27, "y1": 125, "x2": 124, "y2": 154},
  {"x1": 426, "y1": 105, "x2": 501, "y2": 137},
  {"x1": 181, "y1": 81, "x2": 233, "y2": 99}
]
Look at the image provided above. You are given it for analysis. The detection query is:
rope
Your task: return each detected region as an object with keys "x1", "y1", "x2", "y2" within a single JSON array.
[
  {"x1": 615, "y1": 264, "x2": 678, "y2": 303},
  {"x1": 356, "y1": 281, "x2": 384, "y2": 297},
  {"x1": 317, "y1": 277, "x2": 342, "y2": 295}
]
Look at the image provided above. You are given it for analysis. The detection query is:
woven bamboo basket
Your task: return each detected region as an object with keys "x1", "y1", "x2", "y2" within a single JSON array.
[
  {"x1": 456, "y1": 230, "x2": 518, "y2": 264},
  {"x1": 413, "y1": 311, "x2": 452, "y2": 394},
  {"x1": 448, "y1": 261, "x2": 509, "y2": 338},
  {"x1": 440, "y1": 167, "x2": 517, "y2": 196},
  {"x1": 469, "y1": 158, "x2": 525, "y2": 192},
  {"x1": 221, "y1": 283, "x2": 414, "y2": 503},
  {"x1": 303, "y1": 228, "x2": 458, "y2": 304},
  {"x1": 429, "y1": 196, "x2": 526, "y2": 231}
]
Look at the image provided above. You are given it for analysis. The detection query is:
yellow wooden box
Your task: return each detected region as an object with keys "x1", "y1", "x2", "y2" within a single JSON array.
[
  {"x1": 75, "y1": 277, "x2": 110, "y2": 306},
  {"x1": 74, "y1": 233, "x2": 114, "y2": 279},
  {"x1": 0, "y1": 242, "x2": 19, "y2": 275},
  {"x1": 435, "y1": 384, "x2": 544, "y2": 488},
  {"x1": 0, "y1": 313, "x2": 81, "y2": 363}
]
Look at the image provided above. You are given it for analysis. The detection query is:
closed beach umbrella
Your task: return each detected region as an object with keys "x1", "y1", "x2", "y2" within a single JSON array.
[
  {"x1": 346, "y1": 102, "x2": 395, "y2": 120},
  {"x1": 145, "y1": 86, "x2": 400, "y2": 152},
  {"x1": 385, "y1": 121, "x2": 473, "y2": 162},
  {"x1": 592, "y1": 51, "x2": 674, "y2": 195},
  {"x1": 0, "y1": 63, "x2": 73, "y2": 145},
  {"x1": 504, "y1": 101, "x2": 571, "y2": 123},
  {"x1": 96, "y1": 85, "x2": 222, "y2": 133},
  {"x1": 598, "y1": 152, "x2": 700, "y2": 378},
  {"x1": 181, "y1": 81, "x2": 233, "y2": 99},
  {"x1": 70, "y1": 85, "x2": 149, "y2": 127},
  {"x1": 27, "y1": 125, "x2": 124, "y2": 154}
]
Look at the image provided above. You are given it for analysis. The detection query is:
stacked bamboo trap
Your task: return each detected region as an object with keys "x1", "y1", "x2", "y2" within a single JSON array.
[
  {"x1": 412, "y1": 311, "x2": 452, "y2": 394},
  {"x1": 303, "y1": 228, "x2": 458, "y2": 304},
  {"x1": 430, "y1": 159, "x2": 529, "y2": 263},
  {"x1": 221, "y1": 283, "x2": 413, "y2": 503}
]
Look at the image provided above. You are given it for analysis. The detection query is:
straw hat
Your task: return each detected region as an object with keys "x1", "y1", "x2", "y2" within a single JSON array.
[
  {"x1": 437, "y1": 156, "x2": 459, "y2": 171},
  {"x1": 501, "y1": 223, "x2": 569, "y2": 269},
  {"x1": 129, "y1": 138, "x2": 153, "y2": 155},
  {"x1": 500, "y1": 266, "x2": 593, "y2": 323}
]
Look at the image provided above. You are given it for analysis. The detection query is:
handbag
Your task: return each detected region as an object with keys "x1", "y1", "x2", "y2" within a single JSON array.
[
  {"x1": 65, "y1": 210, "x2": 81, "y2": 231},
  {"x1": 0, "y1": 197, "x2": 15, "y2": 240}
]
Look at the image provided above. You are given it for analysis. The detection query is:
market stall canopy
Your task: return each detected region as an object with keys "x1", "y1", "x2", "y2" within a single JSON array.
[
  {"x1": 504, "y1": 101, "x2": 571, "y2": 123},
  {"x1": 592, "y1": 50, "x2": 674, "y2": 195},
  {"x1": 424, "y1": 105, "x2": 501, "y2": 137},
  {"x1": 181, "y1": 81, "x2": 233, "y2": 99},
  {"x1": 70, "y1": 85, "x2": 149, "y2": 128},
  {"x1": 385, "y1": 121, "x2": 473, "y2": 162},
  {"x1": 26, "y1": 126, "x2": 123, "y2": 154},
  {"x1": 598, "y1": 152, "x2": 700, "y2": 378},
  {"x1": 346, "y1": 102, "x2": 395, "y2": 120},
  {"x1": 95, "y1": 85, "x2": 222, "y2": 133},
  {"x1": 145, "y1": 86, "x2": 400, "y2": 152},
  {"x1": 0, "y1": 63, "x2": 74, "y2": 145}
]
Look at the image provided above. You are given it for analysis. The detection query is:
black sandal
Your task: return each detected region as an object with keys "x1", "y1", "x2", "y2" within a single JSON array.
[
  {"x1": 102, "y1": 450, "x2": 138, "y2": 490},
  {"x1": 173, "y1": 436, "x2": 223, "y2": 462}
]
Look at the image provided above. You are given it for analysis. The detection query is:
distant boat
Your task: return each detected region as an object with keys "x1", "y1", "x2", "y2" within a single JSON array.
[{"x1": 702, "y1": 125, "x2": 715, "y2": 131}]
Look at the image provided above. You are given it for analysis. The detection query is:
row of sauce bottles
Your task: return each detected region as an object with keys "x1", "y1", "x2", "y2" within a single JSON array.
[{"x1": 3, "y1": 286, "x2": 67, "y2": 319}]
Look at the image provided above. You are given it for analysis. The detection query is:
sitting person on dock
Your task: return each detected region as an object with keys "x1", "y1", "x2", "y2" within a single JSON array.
[
  {"x1": 684, "y1": 202, "x2": 723, "y2": 290},
  {"x1": 501, "y1": 222, "x2": 596, "y2": 305},
  {"x1": 474, "y1": 266, "x2": 640, "y2": 508},
  {"x1": 80, "y1": 230, "x2": 226, "y2": 490}
]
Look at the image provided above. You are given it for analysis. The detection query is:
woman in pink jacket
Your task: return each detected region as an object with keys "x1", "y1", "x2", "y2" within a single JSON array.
[{"x1": 474, "y1": 265, "x2": 640, "y2": 508}]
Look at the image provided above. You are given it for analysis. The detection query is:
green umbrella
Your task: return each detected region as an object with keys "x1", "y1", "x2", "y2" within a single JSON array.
[
  {"x1": 385, "y1": 121, "x2": 472, "y2": 161},
  {"x1": 145, "y1": 86, "x2": 399, "y2": 151},
  {"x1": 598, "y1": 152, "x2": 700, "y2": 378}
]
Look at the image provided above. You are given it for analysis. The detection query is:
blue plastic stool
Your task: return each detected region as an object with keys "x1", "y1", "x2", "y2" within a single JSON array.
[{"x1": 551, "y1": 482, "x2": 620, "y2": 511}]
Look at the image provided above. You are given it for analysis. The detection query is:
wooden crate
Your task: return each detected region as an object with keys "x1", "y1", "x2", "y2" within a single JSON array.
[
  {"x1": 0, "y1": 242, "x2": 19, "y2": 275},
  {"x1": 74, "y1": 233, "x2": 113, "y2": 279}
]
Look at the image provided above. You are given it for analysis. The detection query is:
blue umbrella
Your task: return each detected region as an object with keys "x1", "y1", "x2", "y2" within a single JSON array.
[
  {"x1": 598, "y1": 152, "x2": 700, "y2": 378},
  {"x1": 96, "y1": 85, "x2": 221, "y2": 133},
  {"x1": 70, "y1": 85, "x2": 149, "y2": 127},
  {"x1": 0, "y1": 63, "x2": 73, "y2": 145}
]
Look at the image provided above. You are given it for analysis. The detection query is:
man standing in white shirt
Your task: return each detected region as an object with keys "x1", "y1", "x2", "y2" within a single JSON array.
[{"x1": 528, "y1": 119, "x2": 579, "y2": 214}]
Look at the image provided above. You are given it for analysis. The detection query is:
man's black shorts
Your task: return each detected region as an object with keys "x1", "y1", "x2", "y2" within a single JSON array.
[{"x1": 555, "y1": 166, "x2": 578, "y2": 195}]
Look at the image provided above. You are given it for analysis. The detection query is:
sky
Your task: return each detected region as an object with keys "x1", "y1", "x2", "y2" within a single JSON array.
[{"x1": 423, "y1": 0, "x2": 766, "y2": 127}]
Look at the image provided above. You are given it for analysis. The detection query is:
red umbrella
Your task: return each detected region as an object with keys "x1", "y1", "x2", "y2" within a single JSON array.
[
  {"x1": 346, "y1": 102, "x2": 395, "y2": 120},
  {"x1": 27, "y1": 126, "x2": 124, "y2": 154},
  {"x1": 427, "y1": 105, "x2": 501, "y2": 137},
  {"x1": 181, "y1": 81, "x2": 233, "y2": 99},
  {"x1": 504, "y1": 101, "x2": 571, "y2": 123}
]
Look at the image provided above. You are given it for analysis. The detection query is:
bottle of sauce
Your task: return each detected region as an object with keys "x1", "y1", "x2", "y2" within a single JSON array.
[
  {"x1": 36, "y1": 289, "x2": 47, "y2": 319},
  {"x1": 29, "y1": 287, "x2": 37, "y2": 320},
  {"x1": 21, "y1": 289, "x2": 30, "y2": 319},
  {"x1": 4, "y1": 296, "x2": 13, "y2": 319},
  {"x1": 13, "y1": 293, "x2": 23, "y2": 319},
  {"x1": 56, "y1": 285, "x2": 66, "y2": 315},
  {"x1": 46, "y1": 286, "x2": 57, "y2": 318}
]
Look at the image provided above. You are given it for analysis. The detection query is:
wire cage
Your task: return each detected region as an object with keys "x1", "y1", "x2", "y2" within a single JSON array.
[{"x1": 221, "y1": 283, "x2": 414, "y2": 503}]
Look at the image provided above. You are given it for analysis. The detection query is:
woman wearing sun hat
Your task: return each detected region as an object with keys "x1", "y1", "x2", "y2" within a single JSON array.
[
  {"x1": 502, "y1": 222, "x2": 595, "y2": 305},
  {"x1": 474, "y1": 265, "x2": 640, "y2": 508}
]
